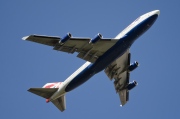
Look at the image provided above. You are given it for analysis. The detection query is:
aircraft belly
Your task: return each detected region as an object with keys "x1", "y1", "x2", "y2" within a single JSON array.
[
  {"x1": 65, "y1": 65, "x2": 95, "y2": 92},
  {"x1": 25, "y1": 10, "x2": 160, "y2": 111}
]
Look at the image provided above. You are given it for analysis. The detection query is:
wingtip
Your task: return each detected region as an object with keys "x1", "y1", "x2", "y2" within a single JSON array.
[
  {"x1": 120, "y1": 103, "x2": 125, "y2": 107},
  {"x1": 22, "y1": 36, "x2": 29, "y2": 40},
  {"x1": 27, "y1": 88, "x2": 32, "y2": 92}
]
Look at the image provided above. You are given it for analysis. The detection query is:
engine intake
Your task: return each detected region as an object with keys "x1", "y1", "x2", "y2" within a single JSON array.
[
  {"x1": 60, "y1": 33, "x2": 72, "y2": 44},
  {"x1": 127, "y1": 80, "x2": 138, "y2": 90},
  {"x1": 89, "y1": 33, "x2": 102, "y2": 44},
  {"x1": 128, "y1": 61, "x2": 139, "y2": 72}
]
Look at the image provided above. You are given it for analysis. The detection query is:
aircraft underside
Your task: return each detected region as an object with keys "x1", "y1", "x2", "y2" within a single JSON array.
[{"x1": 24, "y1": 10, "x2": 160, "y2": 112}]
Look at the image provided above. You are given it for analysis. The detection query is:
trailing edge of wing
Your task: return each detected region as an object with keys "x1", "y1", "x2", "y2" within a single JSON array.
[
  {"x1": 119, "y1": 89, "x2": 129, "y2": 106},
  {"x1": 104, "y1": 50, "x2": 130, "y2": 106}
]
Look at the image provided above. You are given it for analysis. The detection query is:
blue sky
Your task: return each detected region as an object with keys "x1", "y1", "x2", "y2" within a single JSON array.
[{"x1": 1, "y1": 0, "x2": 180, "y2": 118}]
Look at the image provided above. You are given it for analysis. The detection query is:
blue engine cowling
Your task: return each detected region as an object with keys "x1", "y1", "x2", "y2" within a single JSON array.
[
  {"x1": 127, "y1": 81, "x2": 138, "y2": 90},
  {"x1": 128, "y1": 61, "x2": 139, "y2": 72},
  {"x1": 60, "y1": 33, "x2": 72, "y2": 44},
  {"x1": 89, "y1": 33, "x2": 102, "y2": 44}
]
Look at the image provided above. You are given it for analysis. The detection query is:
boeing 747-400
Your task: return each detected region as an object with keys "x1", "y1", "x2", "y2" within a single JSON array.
[{"x1": 23, "y1": 10, "x2": 160, "y2": 112}]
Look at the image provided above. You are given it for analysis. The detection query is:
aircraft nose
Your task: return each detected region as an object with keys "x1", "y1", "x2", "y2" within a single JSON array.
[{"x1": 153, "y1": 10, "x2": 160, "y2": 16}]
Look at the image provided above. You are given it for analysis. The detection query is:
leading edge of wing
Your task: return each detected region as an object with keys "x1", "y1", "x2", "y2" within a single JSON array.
[
  {"x1": 22, "y1": 34, "x2": 118, "y2": 44},
  {"x1": 22, "y1": 35, "x2": 60, "y2": 46},
  {"x1": 22, "y1": 35, "x2": 60, "y2": 40}
]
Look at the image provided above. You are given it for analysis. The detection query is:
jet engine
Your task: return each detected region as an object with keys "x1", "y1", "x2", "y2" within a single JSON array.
[
  {"x1": 60, "y1": 33, "x2": 72, "y2": 44},
  {"x1": 89, "y1": 33, "x2": 102, "y2": 44},
  {"x1": 127, "y1": 80, "x2": 138, "y2": 90},
  {"x1": 128, "y1": 61, "x2": 139, "y2": 72}
]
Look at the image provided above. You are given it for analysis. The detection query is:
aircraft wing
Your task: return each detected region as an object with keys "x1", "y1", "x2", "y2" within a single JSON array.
[
  {"x1": 104, "y1": 50, "x2": 131, "y2": 106},
  {"x1": 22, "y1": 34, "x2": 118, "y2": 63},
  {"x1": 51, "y1": 95, "x2": 66, "y2": 112}
]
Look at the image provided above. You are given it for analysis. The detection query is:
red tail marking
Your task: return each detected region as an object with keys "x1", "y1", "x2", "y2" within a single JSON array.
[
  {"x1": 44, "y1": 84, "x2": 56, "y2": 88},
  {"x1": 46, "y1": 99, "x2": 50, "y2": 103},
  {"x1": 44, "y1": 82, "x2": 62, "y2": 88}
]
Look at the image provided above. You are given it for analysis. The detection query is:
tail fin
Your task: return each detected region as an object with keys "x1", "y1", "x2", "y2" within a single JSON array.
[{"x1": 28, "y1": 82, "x2": 66, "y2": 112}]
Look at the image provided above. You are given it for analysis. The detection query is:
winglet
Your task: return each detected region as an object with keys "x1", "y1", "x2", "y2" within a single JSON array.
[{"x1": 22, "y1": 36, "x2": 29, "y2": 40}]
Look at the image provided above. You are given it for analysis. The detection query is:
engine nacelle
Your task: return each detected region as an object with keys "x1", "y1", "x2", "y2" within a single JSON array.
[
  {"x1": 128, "y1": 61, "x2": 139, "y2": 72},
  {"x1": 127, "y1": 80, "x2": 138, "y2": 90},
  {"x1": 89, "y1": 33, "x2": 102, "y2": 44},
  {"x1": 60, "y1": 33, "x2": 72, "y2": 44}
]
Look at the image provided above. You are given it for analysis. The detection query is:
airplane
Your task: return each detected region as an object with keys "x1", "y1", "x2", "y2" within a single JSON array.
[{"x1": 23, "y1": 10, "x2": 160, "y2": 112}]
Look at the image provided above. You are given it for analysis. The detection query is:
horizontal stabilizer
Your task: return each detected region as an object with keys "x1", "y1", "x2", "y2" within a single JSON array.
[
  {"x1": 52, "y1": 95, "x2": 66, "y2": 112},
  {"x1": 28, "y1": 88, "x2": 58, "y2": 99}
]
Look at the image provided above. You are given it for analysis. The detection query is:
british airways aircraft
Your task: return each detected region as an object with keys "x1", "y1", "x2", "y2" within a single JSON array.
[{"x1": 23, "y1": 10, "x2": 160, "y2": 112}]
